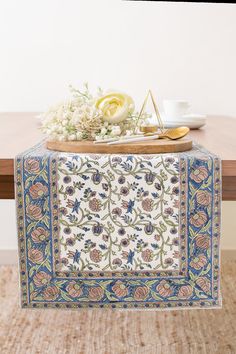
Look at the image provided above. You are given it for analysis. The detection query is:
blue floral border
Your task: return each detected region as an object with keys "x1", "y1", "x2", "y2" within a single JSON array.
[{"x1": 15, "y1": 142, "x2": 221, "y2": 309}]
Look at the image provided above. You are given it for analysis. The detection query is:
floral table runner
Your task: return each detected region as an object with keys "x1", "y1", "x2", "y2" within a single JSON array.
[{"x1": 15, "y1": 142, "x2": 221, "y2": 309}]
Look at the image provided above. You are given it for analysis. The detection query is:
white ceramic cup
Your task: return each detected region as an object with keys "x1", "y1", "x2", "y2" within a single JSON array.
[{"x1": 163, "y1": 100, "x2": 190, "y2": 121}]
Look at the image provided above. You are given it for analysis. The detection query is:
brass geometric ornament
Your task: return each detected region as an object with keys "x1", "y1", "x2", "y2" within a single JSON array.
[{"x1": 136, "y1": 90, "x2": 165, "y2": 133}]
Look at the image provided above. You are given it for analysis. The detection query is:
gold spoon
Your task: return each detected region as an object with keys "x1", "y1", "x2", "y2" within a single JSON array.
[
  {"x1": 108, "y1": 126, "x2": 190, "y2": 145},
  {"x1": 146, "y1": 126, "x2": 190, "y2": 140}
]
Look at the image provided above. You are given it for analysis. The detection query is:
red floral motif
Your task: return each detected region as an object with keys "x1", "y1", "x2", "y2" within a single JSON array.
[
  {"x1": 156, "y1": 280, "x2": 173, "y2": 297},
  {"x1": 66, "y1": 281, "x2": 83, "y2": 298},
  {"x1": 89, "y1": 198, "x2": 101, "y2": 212},
  {"x1": 172, "y1": 237, "x2": 179, "y2": 246},
  {"x1": 112, "y1": 258, "x2": 122, "y2": 267},
  {"x1": 43, "y1": 285, "x2": 60, "y2": 301},
  {"x1": 66, "y1": 199, "x2": 75, "y2": 209},
  {"x1": 178, "y1": 285, "x2": 193, "y2": 299},
  {"x1": 61, "y1": 257, "x2": 69, "y2": 266},
  {"x1": 103, "y1": 234, "x2": 109, "y2": 242},
  {"x1": 112, "y1": 207, "x2": 122, "y2": 216},
  {"x1": 90, "y1": 249, "x2": 102, "y2": 263},
  {"x1": 121, "y1": 251, "x2": 129, "y2": 260},
  {"x1": 190, "y1": 211, "x2": 207, "y2": 227},
  {"x1": 141, "y1": 198, "x2": 153, "y2": 212},
  {"x1": 88, "y1": 287, "x2": 104, "y2": 301},
  {"x1": 24, "y1": 159, "x2": 40, "y2": 174},
  {"x1": 26, "y1": 204, "x2": 43, "y2": 220},
  {"x1": 112, "y1": 281, "x2": 128, "y2": 297},
  {"x1": 28, "y1": 248, "x2": 44, "y2": 264},
  {"x1": 164, "y1": 207, "x2": 174, "y2": 216},
  {"x1": 120, "y1": 238, "x2": 129, "y2": 247},
  {"x1": 190, "y1": 254, "x2": 207, "y2": 270},
  {"x1": 196, "y1": 191, "x2": 212, "y2": 206},
  {"x1": 120, "y1": 186, "x2": 129, "y2": 196},
  {"x1": 173, "y1": 250, "x2": 180, "y2": 259},
  {"x1": 164, "y1": 258, "x2": 174, "y2": 266},
  {"x1": 195, "y1": 234, "x2": 210, "y2": 249},
  {"x1": 190, "y1": 166, "x2": 208, "y2": 183},
  {"x1": 31, "y1": 227, "x2": 49, "y2": 243},
  {"x1": 133, "y1": 286, "x2": 149, "y2": 301},
  {"x1": 59, "y1": 207, "x2": 68, "y2": 216},
  {"x1": 173, "y1": 199, "x2": 179, "y2": 208},
  {"x1": 141, "y1": 249, "x2": 153, "y2": 262},
  {"x1": 196, "y1": 277, "x2": 211, "y2": 293},
  {"x1": 154, "y1": 234, "x2": 161, "y2": 242},
  {"x1": 29, "y1": 182, "x2": 48, "y2": 199},
  {"x1": 33, "y1": 271, "x2": 51, "y2": 287}
]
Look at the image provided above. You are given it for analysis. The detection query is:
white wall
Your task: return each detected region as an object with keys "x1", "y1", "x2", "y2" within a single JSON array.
[
  {"x1": 0, "y1": 1, "x2": 236, "y2": 254},
  {"x1": 0, "y1": 1, "x2": 236, "y2": 115}
]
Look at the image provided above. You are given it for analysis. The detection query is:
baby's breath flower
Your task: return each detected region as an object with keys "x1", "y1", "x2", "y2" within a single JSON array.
[{"x1": 40, "y1": 84, "x2": 150, "y2": 141}]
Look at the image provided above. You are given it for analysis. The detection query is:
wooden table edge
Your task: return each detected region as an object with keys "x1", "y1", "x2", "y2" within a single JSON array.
[
  {"x1": 1, "y1": 157, "x2": 236, "y2": 176},
  {"x1": 0, "y1": 157, "x2": 236, "y2": 200}
]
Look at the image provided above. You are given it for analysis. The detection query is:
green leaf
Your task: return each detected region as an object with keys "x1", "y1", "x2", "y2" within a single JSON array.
[
  {"x1": 160, "y1": 222, "x2": 167, "y2": 232},
  {"x1": 27, "y1": 222, "x2": 36, "y2": 233},
  {"x1": 84, "y1": 280, "x2": 97, "y2": 286},
  {"x1": 25, "y1": 177, "x2": 32, "y2": 189},
  {"x1": 27, "y1": 237, "x2": 32, "y2": 249},
  {"x1": 60, "y1": 290, "x2": 73, "y2": 302},
  {"x1": 200, "y1": 220, "x2": 211, "y2": 233},
  {"x1": 189, "y1": 183, "x2": 195, "y2": 195},
  {"x1": 42, "y1": 215, "x2": 50, "y2": 228},
  {"x1": 151, "y1": 291, "x2": 162, "y2": 301},
  {"x1": 44, "y1": 260, "x2": 51, "y2": 271},
  {"x1": 105, "y1": 291, "x2": 118, "y2": 302},
  {"x1": 146, "y1": 279, "x2": 158, "y2": 287},
  {"x1": 29, "y1": 281, "x2": 35, "y2": 292},
  {"x1": 189, "y1": 270, "x2": 196, "y2": 281},
  {"x1": 194, "y1": 288, "x2": 208, "y2": 299},
  {"x1": 201, "y1": 263, "x2": 211, "y2": 276},
  {"x1": 41, "y1": 170, "x2": 48, "y2": 183},
  {"x1": 207, "y1": 159, "x2": 212, "y2": 171},
  {"x1": 189, "y1": 227, "x2": 196, "y2": 238},
  {"x1": 29, "y1": 266, "x2": 36, "y2": 277},
  {"x1": 25, "y1": 194, "x2": 30, "y2": 205},
  {"x1": 128, "y1": 280, "x2": 141, "y2": 286}
]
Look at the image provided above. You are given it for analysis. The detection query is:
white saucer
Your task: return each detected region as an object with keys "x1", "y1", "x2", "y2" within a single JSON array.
[
  {"x1": 163, "y1": 120, "x2": 206, "y2": 129},
  {"x1": 160, "y1": 113, "x2": 206, "y2": 129},
  {"x1": 182, "y1": 113, "x2": 206, "y2": 120}
]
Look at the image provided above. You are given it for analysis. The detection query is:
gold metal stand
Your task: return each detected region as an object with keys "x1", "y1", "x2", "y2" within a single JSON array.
[{"x1": 136, "y1": 90, "x2": 165, "y2": 133}]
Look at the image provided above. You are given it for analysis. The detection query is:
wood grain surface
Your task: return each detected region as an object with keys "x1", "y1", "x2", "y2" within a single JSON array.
[
  {"x1": 46, "y1": 138, "x2": 192, "y2": 154},
  {"x1": 0, "y1": 261, "x2": 235, "y2": 354},
  {"x1": 1, "y1": 113, "x2": 236, "y2": 199}
]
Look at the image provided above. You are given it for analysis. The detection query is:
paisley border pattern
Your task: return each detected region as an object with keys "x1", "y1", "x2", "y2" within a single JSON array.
[{"x1": 15, "y1": 142, "x2": 221, "y2": 309}]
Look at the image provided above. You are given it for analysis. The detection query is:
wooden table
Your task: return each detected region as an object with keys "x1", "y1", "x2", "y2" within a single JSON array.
[{"x1": 0, "y1": 113, "x2": 235, "y2": 200}]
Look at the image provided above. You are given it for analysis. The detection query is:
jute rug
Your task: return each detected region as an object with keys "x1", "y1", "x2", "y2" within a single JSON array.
[{"x1": 0, "y1": 261, "x2": 235, "y2": 354}]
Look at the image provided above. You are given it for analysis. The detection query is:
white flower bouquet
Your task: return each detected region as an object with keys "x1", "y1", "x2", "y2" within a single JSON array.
[{"x1": 40, "y1": 84, "x2": 149, "y2": 142}]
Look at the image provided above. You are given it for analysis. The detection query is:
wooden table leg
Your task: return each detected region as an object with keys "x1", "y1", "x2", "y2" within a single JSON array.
[
  {"x1": 0, "y1": 175, "x2": 235, "y2": 200},
  {"x1": 0, "y1": 175, "x2": 15, "y2": 199},
  {"x1": 222, "y1": 176, "x2": 236, "y2": 201}
]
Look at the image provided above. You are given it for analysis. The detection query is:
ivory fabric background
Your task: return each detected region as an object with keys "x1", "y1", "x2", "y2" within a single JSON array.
[{"x1": 57, "y1": 153, "x2": 180, "y2": 274}]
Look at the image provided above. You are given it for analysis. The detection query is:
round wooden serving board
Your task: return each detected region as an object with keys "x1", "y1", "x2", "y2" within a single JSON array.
[{"x1": 46, "y1": 138, "x2": 192, "y2": 154}]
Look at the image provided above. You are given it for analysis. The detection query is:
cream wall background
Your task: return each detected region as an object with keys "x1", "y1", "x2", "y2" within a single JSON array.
[{"x1": 0, "y1": 0, "x2": 236, "y2": 256}]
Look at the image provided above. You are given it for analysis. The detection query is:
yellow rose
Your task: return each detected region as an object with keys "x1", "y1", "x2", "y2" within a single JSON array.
[{"x1": 96, "y1": 92, "x2": 134, "y2": 123}]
